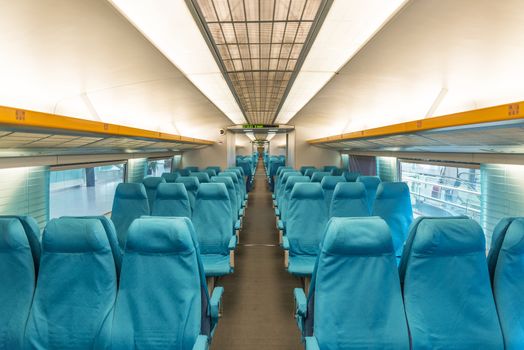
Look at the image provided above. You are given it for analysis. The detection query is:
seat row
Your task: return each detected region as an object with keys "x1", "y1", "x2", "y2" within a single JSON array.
[
  {"x1": 293, "y1": 215, "x2": 523, "y2": 349},
  {"x1": 0, "y1": 215, "x2": 223, "y2": 349}
]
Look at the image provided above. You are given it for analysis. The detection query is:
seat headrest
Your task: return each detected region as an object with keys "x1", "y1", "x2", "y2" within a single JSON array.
[
  {"x1": 211, "y1": 176, "x2": 234, "y2": 189},
  {"x1": 357, "y1": 176, "x2": 381, "y2": 189},
  {"x1": 343, "y1": 171, "x2": 360, "y2": 182},
  {"x1": 502, "y1": 219, "x2": 524, "y2": 254},
  {"x1": 43, "y1": 218, "x2": 110, "y2": 253},
  {"x1": 190, "y1": 172, "x2": 211, "y2": 182},
  {"x1": 219, "y1": 172, "x2": 239, "y2": 183},
  {"x1": 332, "y1": 182, "x2": 366, "y2": 199},
  {"x1": 205, "y1": 169, "x2": 217, "y2": 177},
  {"x1": 321, "y1": 176, "x2": 346, "y2": 190},
  {"x1": 0, "y1": 218, "x2": 29, "y2": 250},
  {"x1": 156, "y1": 183, "x2": 189, "y2": 200},
  {"x1": 376, "y1": 182, "x2": 410, "y2": 199},
  {"x1": 197, "y1": 183, "x2": 229, "y2": 200},
  {"x1": 282, "y1": 171, "x2": 302, "y2": 182},
  {"x1": 285, "y1": 176, "x2": 310, "y2": 191},
  {"x1": 126, "y1": 217, "x2": 195, "y2": 254},
  {"x1": 311, "y1": 172, "x2": 331, "y2": 182},
  {"x1": 161, "y1": 172, "x2": 179, "y2": 183},
  {"x1": 322, "y1": 217, "x2": 393, "y2": 256},
  {"x1": 142, "y1": 176, "x2": 166, "y2": 189},
  {"x1": 291, "y1": 182, "x2": 324, "y2": 200},
  {"x1": 412, "y1": 218, "x2": 485, "y2": 256},
  {"x1": 175, "y1": 176, "x2": 200, "y2": 190},
  {"x1": 115, "y1": 183, "x2": 148, "y2": 200}
]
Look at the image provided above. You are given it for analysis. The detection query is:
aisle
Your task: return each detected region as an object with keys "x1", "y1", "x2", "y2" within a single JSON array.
[{"x1": 212, "y1": 161, "x2": 303, "y2": 349}]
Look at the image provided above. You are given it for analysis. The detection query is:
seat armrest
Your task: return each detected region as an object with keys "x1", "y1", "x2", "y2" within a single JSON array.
[
  {"x1": 274, "y1": 208, "x2": 280, "y2": 217},
  {"x1": 277, "y1": 220, "x2": 285, "y2": 231},
  {"x1": 282, "y1": 236, "x2": 290, "y2": 250},
  {"x1": 228, "y1": 235, "x2": 237, "y2": 250},
  {"x1": 305, "y1": 337, "x2": 320, "y2": 350},
  {"x1": 272, "y1": 194, "x2": 276, "y2": 199},
  {"x1": 192, "y1": 335, "x2": 209, "y2": 350},
  {"x1": 294, "y1": 288, "x2": 307, "y2": 317},
  {"x1": 210, "y1": 286, "x2": 224, "y2": 321},
  {"x1": 234, "y1": 220, "x2": 241, "y2": 230}
]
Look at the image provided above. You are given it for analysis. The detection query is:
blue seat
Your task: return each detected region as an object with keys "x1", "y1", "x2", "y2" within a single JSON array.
[
  {"x1": 142, "y1": 176, "x2": 166, "y2": 212},
  {"x1": 342, "y1": 171, "x2": 360, "y2": 182},
  {"x1": 227, "y1": 168, "x2": 247, "y2": 200},
  {"x1": 282, "y1": 183, "x2": 328, "y2": 276},
  {"x1": 310, "y1": 172, "x2": 330, "y2": 183},
  {"x1": 300, "y1": 166, "x2": 316, "y2": 175},
  {"x1": 399, "y1": 217, "x2": 504, "y2": 349},
  {"x1": 219, "y1": 171, "x2": 244, "y2": 214},
  {"x1": 161, "y1": 172, "x2": 179, "y2": 183},
  {"x1": 204, "y1": 168, "x2": 217, "y2": 177},
  {"x1": 192, "y1": 183, "x2": 236, "y2": 277},
  {"x1": 487, "y1": 218, "x2": 524, "y2": 349},
  {"x1": 322, "y1": 165, "x2": 337, "y2": 173},
  {"x1": 304, "y1": 168, "x2": 319, "y2": 178},
  {"x1": 190, "y1": 171, "x2": 211, "y2": 184},
  {"x1": 212, "y1": 177, "x2": 241, "y2": 230},
  {"x1": 329, "y1": 167, "x2": 344, "y2": 176},
  {"x1": 357, "y1": 175, "x2": 381, "y2": 210},
  {"x1": 0, "y1": 215, "x2": 41, "y2": 273},
  {"x1": 175, "y1": 176, "x2": 200, "y2": 211},
  {"x1": 277, "y1": 175, "x2": 310, "y2": 223},
  {"x1": 111, "y1": 183, "x2": 150, "y2": 248},
  {"x1": 206, "y1": 166, "x2": 221, "y2": 174},
  {"x1": 295, "y1": 217, "x2": 409, "y2": 349},
  {"x1": 329, "y1": 182, "x2": 370, "y2": 218},
  {"x1": 0, "y1": 218, "x2": 36, "y2": 349},
  {"x1": 185, "y1": 166, "x2": 199, "y2": 172},
  {"x1": 275, "y1": 171, "x2": 302, "y2": 209},
  {"x1": 372, "y1": 182, "x2": 413, "y2": 257},
  {"x1": 320, "y1": 176, "x2": 346, "y2": 209},
  {"x1": 25, "y1": 218, "x2": 116, "y2": 349},
  {"x1": 110, "y1": 217, "x2": 223, "y2": 349},
  {"x1": 273, "y1": 167, "x2": 294, "y2": 200},
  {"x1": 151, "y1": 183, "x2": 191, "y2": 218}
]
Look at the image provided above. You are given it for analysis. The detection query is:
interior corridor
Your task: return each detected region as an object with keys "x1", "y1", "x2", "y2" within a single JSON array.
[{"x1": 212, "y1": 160, "x2": 303, "y2": 349}]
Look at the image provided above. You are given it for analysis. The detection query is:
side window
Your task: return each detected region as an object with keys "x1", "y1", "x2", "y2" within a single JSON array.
[
  {"x1": 147, "y1": 158, "x2": 173, "y2": 177},
  {"x1": 400, "y1": 161, "x2": 481, "y2": 222},
  {"x1": 50, "y1": 163, "x2": 125, "y2": 218}
]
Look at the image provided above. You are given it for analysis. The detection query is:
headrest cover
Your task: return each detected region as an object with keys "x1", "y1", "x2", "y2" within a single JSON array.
[
  {"x1": 322, "y1": 217, "x2": 393, "y2": 256},
  {"x1": 357, "y1": 176, "x2": 382, "y2": 189},
  {"x1": 115, "y1": 183, "x2": 148, "y2": 200},
  {"x1": 190, "y1": 172, "x2": 211, "y2": 182},
  {"x1": 197, "y1": 183, "x2": 229, "y2": 200},
  {"x1": 304, "y1": 168, "x2": 318, "y2": 177},
  {"x1": 321, "y1": 176, "x2": 346, "y2": 190},
  {"x1": 332, "y1": 182, "x2": 366, "y2": 199},
  {"x1": 503, "y1": 219, "x2": 524, "y2": 254},
  {"x1": 175, "y1": 176, "x2": 200, "y2": 190},
  {"x1": 376, "y1": 182, "x2": 410, "y2": 199},
  {"x1": 291, "y1": 183, "x2": 324, "y2": 200},
  {"x1": 343, "y1": 171, "x2": 360, "y2": 182},
  {"x1": 156, "y1": 183, "x2": 189, "y2": 200},
  {"x1": 413, "y1": 218, "x2": 485, "y2": 256},
  {"x1": 285, "y1": 176, "x2": 310, "y2": 191},
  {"x1": 282, "y1": 172, "x2": 302, "y2": 182},
  {"x1": 211, "y1": 176, "x2": 234, "y2": 189},
  {"x1": 205, "y1": 169, "x2": 217, "y2": 177},
  {"x1": 161, "y1": 172, "x2": 179, "y2": 183},
  {"x1": 126, "y1": 217, "x2": 195, "y2": 254},
  {"x1": 43, "y1": 218, "x2": 109, "y2": 253},
  {"x1": 279, "y1": 168, "x2": 296, "y2": 178},
  {"x1": 311, "y1": 172, "x2": 331, "y2": 182},
  {"x1": 0, "y1": 218, "x2": 29, "y2": 250},
  {"x1": 219, "y1": 172, "x2": 239, "y2": 183},
  {"x1": 142, "y1": 176, "x2": 166, "y2": 189}
]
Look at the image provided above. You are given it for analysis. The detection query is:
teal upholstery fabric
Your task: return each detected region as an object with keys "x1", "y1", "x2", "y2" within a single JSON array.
[
  {"x1": 206, "y1": 166, "x2": 221, "y2": 174},
  {"x1": 329, "y1": 182, "x2": 370, "y2": 218},
  {"x1": 356, "y1": 176, "x2": 381, "y2": 211},
  {"x1": 275, "y1": 168, "x2": 295, "y2": 200},
  {"x1": 322, "y1": 166, "x2": 337, "y2": 172},
  {"x1": 310, "y1": 172, "x2": 331, "y2": 183},
  {"x1": 372, "y1": 182, "x2": 413, "y2": 257},
  {"x1": 305, "y1": 217, "x2": 409, "y2": 349},
  {"x1": 190, "y1": 171, "x2": 211, "y2": 184},
  {"x1": 25, "y1": 218, "x2": 116, "y2": 349},
  {"x1": 320, "y1": 176, "x2": 346, "y2": 210},
  {"x1": 142, "y1": 176, "x2": 166, "y2": 212},
  {"x1": 281, "y1": 176, "x2": 310, "y2": 222},
  {"x1": 488, "y1": 217, "x2": 524, "y2": 349},
  {"x1": 161, "y1": 172, "x2": 179, "y2": 183},
  {"x1": 399, "y1": 217, "x2": 504, "y2": 349},
  {"x1": 111, "y1": 183, "x2": 150, "y2": 248},
  {"x1": 212, "y1": 177, "x2": 239, "y2": 223},
  {"x1": 185, "y1": 166, "x2": 199, "y2": 172},
  {"x1": 0, "y1": 215, "x2": 41, "y2": 273},
  {"x1": 175, "y1": 176, "x2": 200, "y2": 211},
  {"x1": 300, "y1": 166, "x2": 316, "y2": 175},
  {"x1": 0, "y1": 218, "x2": 36, "y2": 349},
  {"x1": 111, "y1": 217, "x2": 213, "y2": 349},
  {"x1": 204, "y1": 169, "x2": 217, "y2": 178},
  {"x1": 277, "y1": 171, "x2": 302, "y2": 208},
  {"x1": 286, "y1": 183, "x2": 328, "y2": 276},
  {"x1": 304, "y1": 168, "x2": 319, "y2": 178},
  {"x1": 151, "y1": 183, "x2": 191, "y2": 218},
  {"x1": 342, "y1": 171, "x2": 360, "y2": 182},
  {"x1": 218, "y1": 172, "x2": 243, "y2": 210}
]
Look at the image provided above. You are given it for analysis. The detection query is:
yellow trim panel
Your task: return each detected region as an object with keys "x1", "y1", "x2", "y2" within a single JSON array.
[
  {"x1": 0, "y1": 105, "x2": 214, "y2": 145},
  {"x1": 308, "y1": 101, "x2": 524, "y2": 144}
]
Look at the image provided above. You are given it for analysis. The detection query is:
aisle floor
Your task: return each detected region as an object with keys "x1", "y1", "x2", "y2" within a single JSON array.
[{"x1": 212, "y1": 162, "x2": 303, "y2": 349}]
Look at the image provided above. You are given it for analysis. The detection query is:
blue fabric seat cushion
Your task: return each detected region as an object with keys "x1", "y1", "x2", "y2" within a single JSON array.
[
  {"x1": 200, "y1": 254, "x2": 232, "y2": 276},
  {"x1": 288, "y1": 255, "x2": 316, "y2": 276}
]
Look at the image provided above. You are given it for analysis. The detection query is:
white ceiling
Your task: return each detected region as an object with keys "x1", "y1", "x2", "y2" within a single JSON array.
[
  {"x1": 0, "y1": 0, "x2": 232, "y2": 140},
  {"x1": 289, "y1": 0, "x2": 524, "y2": 138}
]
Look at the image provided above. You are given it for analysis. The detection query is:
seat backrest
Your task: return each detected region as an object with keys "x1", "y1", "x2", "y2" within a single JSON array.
[
  {"x1": 399, "y1": 217, "x2": 503, "y2": 349},
  {"x1": 206, "y1": 166, "x2": 222, "y2": 174},
  {"x1": 142, "y1": 176, "x2": 166, "y2": 211},
  {"x1": 152, "y1": 183, "x2": 191, "y2": 218},
  {"x1": 311, "y1": 171, "x2": 330, "y2": 183},
  {"x1": 25, "y1": 218, "x2": 116, "y2": 349},
  {"x1": 111, "y1": 217, "x2": 210, "y2": 349},
  {"x1": 111, "y1": 183, "x2": 150, "y2": 248},
  {"x1": 204, "y1": 168, "x2": 217, "y2": 177},
  {"x1": 276, "y1": 168, "x2": 296, "y2": 197},
  {"x1": 185, "y1": 166, "x2": 199, "y2": 172},
  {"x1": 212, "y1": 177, "x2": 238, "y2": 222},
  {"x1": 0, "y1": 218, "x2": 36, "y2": 349},
  {"x1": 286, "y1": 183, "x2": 328, "y2": 257},
  {"x1": 192, "y1": 183, "x2": 233, "y2": 255},
  {"x1": 218, "y1": 172, "x2": 242, "y2": 208},
  {"x1": 322, "y1": 165, "x2": 337, "y2": 172},
  {"x1": 190, "y1": 171, "x2": 211, "y2": 184},
  {"x1": 161, "y1": 172, "x2": 179, "y2": 183},
  {"x1": 488, "y1": 217, "x2": 524, "y2": 349},
  {"x1": 278, "y1": 171, "x2": 302, "y2": 206},
  {"x1": 281, "y1": 175, "x2": 310, "y2": 221},
  {"x1": 372, "y1": 182, "x2": 413, "y2": 256},
  {"x1": 300, "y1": 166, "x2": 316, "y2": 175},
  {"x1": 343, "y1": 171, "x2": 360, "y2": 182},
  {"x1": 357, "y1": 176, "x2": 381, "y2": 210},
  {"x1": 330, "y1": 168, "x2": 344, "y2": 176},
  {"x1": 330, "y1": 182, "x2": 370, "y2": 218},
  {"x1": 175, "y1": 176, "x2": 200, "y2": 210},
  {"x1": 304, "y1": 168, "x2": 319, "y2": 178},
  {"x1": 0, "y1": 215, "x2": 41, "y2": 273},
  {"x1": 309, "y1": 217, "x2": 409, "y2": 348},
  {"x1": 320, "y1": 176, "x2": 346, "y2": 209}
]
